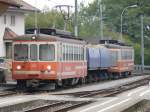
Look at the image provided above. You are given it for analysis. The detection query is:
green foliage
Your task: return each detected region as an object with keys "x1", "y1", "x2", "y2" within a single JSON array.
[
  {"x1": 77, "y1": 0, "x2": 150, "y2": 65},
  {"x1": 25, "y1": 10, "x2": 72, "y2": 31},
  {"x1": 25, "y1": 0, "x2": 150, "y2": 65}
]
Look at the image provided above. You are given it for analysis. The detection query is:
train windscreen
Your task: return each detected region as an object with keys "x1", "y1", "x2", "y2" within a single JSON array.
[
  {"x1": 14, "y1": 44, "x2": 28, "y2": 61},
  {"x1": 30, "y1": 44, "x2": 38, "y2": 61},
  {"x1": 39, "y1": 44, "x2": 55, "y2": 61}
]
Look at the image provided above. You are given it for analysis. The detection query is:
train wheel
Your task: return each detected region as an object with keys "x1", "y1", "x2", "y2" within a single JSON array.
[
  {"x1": 108, "y1": 73, "x2": 113, "y2": 80},
  {"x1": 57, "y1": 80, "x2": 63, "y2": 87},
  {"x1": 123, "y1": 72, "x2": 128, "y2": 78},
  {"x1": 128, "y1": 72, "x2": 132, "y2": 76},
  {"x1": 93, "y1": 73, "x2": 98, "y2": 82},
  {"x1": 99, "y1": 73, "x2": 104, "y2": 80},
  {"x1": 113, "y1": 73, "x2": 119, "y2": 79},
  {"x1": 81, "y1": 77, "x2": 86, "y2": 84},
  {"x1": 104, "y1": 72, "x2": 109, "y2": 80},
  {"x1": 71, "y1": 78, "x2": 79, "y2": 86},
  {"x1": 0, "y1": 70, "x2": 6, "y2": 83},
  {"x1": 87, "y1": 75, "x2": 93, "y2": 83},
  {"x1": 17, "y1": 80, "x2": 26, "y2": 90}
]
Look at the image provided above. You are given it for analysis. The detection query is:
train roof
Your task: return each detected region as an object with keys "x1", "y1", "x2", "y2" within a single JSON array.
[
  {"x1": 26, "y1": 28, "x2": 74, "y2": 38},
  {"x1": 13, "y1": 34, "x2": 86, "y2": 44},
  {"x1": 99, "y1": 40, "x2": 133, "y2": 49},
  {"x1": 86, "y1": 44, "x2": 106, "y2": 48},
  {"x1": 99, "y1": 40, "x2": 132, "y2": 46},
  {"x1": 102, "y1": 44, "x2": 133, "y2": 49}
]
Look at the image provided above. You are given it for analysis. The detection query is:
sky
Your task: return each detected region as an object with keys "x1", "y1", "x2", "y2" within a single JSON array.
[{"x1": 23, "y1": 0, "x2": 94, "y2": 10}]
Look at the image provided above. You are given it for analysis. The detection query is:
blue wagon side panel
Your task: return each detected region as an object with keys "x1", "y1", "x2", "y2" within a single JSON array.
[
  {"x1": 99, "y1": 47, "x2": 112, "y2": 68},
  {"x1": 87, "y1": 47, "x2": 100, "y2": 70}
]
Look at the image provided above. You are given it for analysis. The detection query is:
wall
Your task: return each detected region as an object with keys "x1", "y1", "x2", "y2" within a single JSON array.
[
  {"x1": 0, "y1": 11, "x2": 25, "y2": 57},
  {"x1": 0, "y1": 3, "x2": 8, "y2": 15}
]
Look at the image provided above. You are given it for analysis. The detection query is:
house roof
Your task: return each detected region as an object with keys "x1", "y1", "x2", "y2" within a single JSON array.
[
  {"x1": 3, "y1": 27, "x2": 18, "y2": 41},
  {"x1": 8, "y1": 0, "x2": 40, "y2": 12},
  {"x1": 0, "y1": 0, "x2": 21, "y2": 7}
]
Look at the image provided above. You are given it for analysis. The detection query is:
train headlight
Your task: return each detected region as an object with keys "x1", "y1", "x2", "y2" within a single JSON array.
[
  {"x1": 17, "y1": 65, "x2": 21, "y2": 70},
  {"x1": 31, "y1": 36, "x2": 36, "y2": 40},
  {"x1": 47, "y1": 65, "x2": 51, "y2": 70}
]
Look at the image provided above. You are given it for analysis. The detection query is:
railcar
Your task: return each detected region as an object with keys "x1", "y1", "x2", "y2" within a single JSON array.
[
  {"x1": 100, "y1": 40, "x2": 134, "y2": 78},
  {"x1": 86, "y1": 44, "x2": 112, "y2": 81},
  {"x1": 12, "y1": 28, "x2": 134, "y2": 88},
  {"x1": 12, "y1": 33, "x2": 87, "y2": 88}
]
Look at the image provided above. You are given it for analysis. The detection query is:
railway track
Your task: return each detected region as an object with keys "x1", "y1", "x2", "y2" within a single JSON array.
[
  {"x1": 20, "y1": 77, "x2": 150, "y2": 112},
  {"x1": 54, "y1": 77, "x2": 150, "y2": 98},
  {"x1": 0, "y1": 91, "x2": 17, "y2": 97},
  {"x1": 23, "y1": 101, "x2": 92, "y2": 112}
]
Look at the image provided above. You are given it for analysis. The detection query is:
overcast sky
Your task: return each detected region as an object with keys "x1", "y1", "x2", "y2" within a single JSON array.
[{"x1": 23, "y1": 0, "x2": 94, "y2": 10}]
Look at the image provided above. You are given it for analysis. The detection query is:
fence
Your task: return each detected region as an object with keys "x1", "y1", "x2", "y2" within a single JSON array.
[{"x1": 134, "y1": 65, "x2": 150, "y2": 74}]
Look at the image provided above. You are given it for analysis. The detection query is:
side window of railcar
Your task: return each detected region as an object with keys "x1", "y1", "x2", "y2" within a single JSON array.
[
  {"x1": 57, "y1": 44, "x2": 62, "y2": 61},
  {"x1": 128, "y1": 50, "x2": 130, "y2": 59},
  {"x1": 79, "y1": 46, "x2": 81, "y2": 60},
  {"x1": 63, "y1": 45, "x2": 65, "y2": 61},
  {"x1": 74, "y1": 46, "x2": 77, "y2": 61},
  {"x1": 70, "y1": 46, "x2": 73, "y2": 61},
  {"x1": 77, "y1": 46, "x2": 79, "y2": 61},
  {"x1": 130, "y1": 50, "x2": 133, "y2": 59},
  {"x1": 125, "y1": 50, "x2": 127, "y2": 59},
  {"x1": 81, "y1": 47, "x2": 84, "y2": 60},
  {"x1": 121, "y1": 50, "x2": 124, "y2": 60},
  {"x1": 110, "y1": 50, "x2": 115, "y2": 66},
  {"x1": 132, "y1": 49, "x2": 134, "y2": 60},
  {"x1": 39, "y1": 44, "x2": 55, "y2": 61},
  {"x1": 30, "y1": 44, "x2": 38, "y2": 61},
  {"x1": 69, "y1": 45, "x2": 72, "y2": 61},
  {"x1": 66, "y1": 45, "x2": 69, "y2": 61},
  {"x1": 112, "y1": 50, "x2": 118, "y2": 66}
]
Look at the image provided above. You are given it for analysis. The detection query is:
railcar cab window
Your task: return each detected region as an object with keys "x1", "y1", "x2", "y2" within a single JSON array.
[
  {"x1": 30, "y1": 44, "x2": 38, "y2": 61},
  {"x1": 39, "y1": 44, "x2": 55, "y2": 61},
  {"x1": 14, "y1": 44, "x2": 28, "y2": 61}
]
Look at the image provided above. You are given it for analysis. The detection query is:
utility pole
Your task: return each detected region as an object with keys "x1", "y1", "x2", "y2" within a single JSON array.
[
  {"x1": 34, "y1": 0, "x2": 38, "y2": 35},
  {"x1": 98, "y1": 0, "x2": 103, "y2": 40},
  {"x1": 56, "y1": 5, "x2": 73, "y2": 31},
  {"x1": 74, "y1": 0, "x2": 78, "y2": 37},
  {"x1": 141, "y1": 14, "x2": 144, "y2": 73}
]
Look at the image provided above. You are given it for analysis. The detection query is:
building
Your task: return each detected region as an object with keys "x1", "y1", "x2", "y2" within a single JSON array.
[
  {"x1": 0, "y1": 0, "x2": 21, "y2": 14},
  {"x1": 0, "y1": 0, "x2": 39, "y2": 59}
]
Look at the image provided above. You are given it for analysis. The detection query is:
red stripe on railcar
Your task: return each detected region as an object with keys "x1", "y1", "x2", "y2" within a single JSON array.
[{"x1": 12, "y1": 61, "x2": 87, "y2": 80}]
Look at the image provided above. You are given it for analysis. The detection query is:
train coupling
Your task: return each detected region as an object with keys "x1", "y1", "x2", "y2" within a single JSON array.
[{"x1": 26, "y1": 79, "x2": 39, "y2": 88}]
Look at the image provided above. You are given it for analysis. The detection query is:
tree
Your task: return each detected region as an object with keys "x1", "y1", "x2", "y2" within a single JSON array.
[
  {"x1": 25, "y1": 10, "x2": 73, "y2": 31},
  {"x1": 25, "y1": 0, "x2": 150, "y2": 65}
]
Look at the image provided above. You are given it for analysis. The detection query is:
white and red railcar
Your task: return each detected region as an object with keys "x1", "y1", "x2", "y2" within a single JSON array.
[{"x1": 12, "y1": 34, "x2": 87, "y2": 88}]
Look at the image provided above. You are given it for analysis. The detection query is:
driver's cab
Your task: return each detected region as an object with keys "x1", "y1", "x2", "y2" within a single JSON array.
[{"x1": 13, "y1": 42, "x2": 56, "y2": 62}]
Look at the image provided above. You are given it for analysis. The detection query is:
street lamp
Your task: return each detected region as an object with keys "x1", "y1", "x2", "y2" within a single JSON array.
[
  {"x1": 145, "y1": 36, "x2": 150, "y2": 41},
  {"x1": 120, "y1": 4, "x2": 138, "y2": 41}
]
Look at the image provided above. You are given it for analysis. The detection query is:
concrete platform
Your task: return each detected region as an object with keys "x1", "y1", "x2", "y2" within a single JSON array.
[{"x1": 70, "y1": 86, "x2": 150, "y2": 112}]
